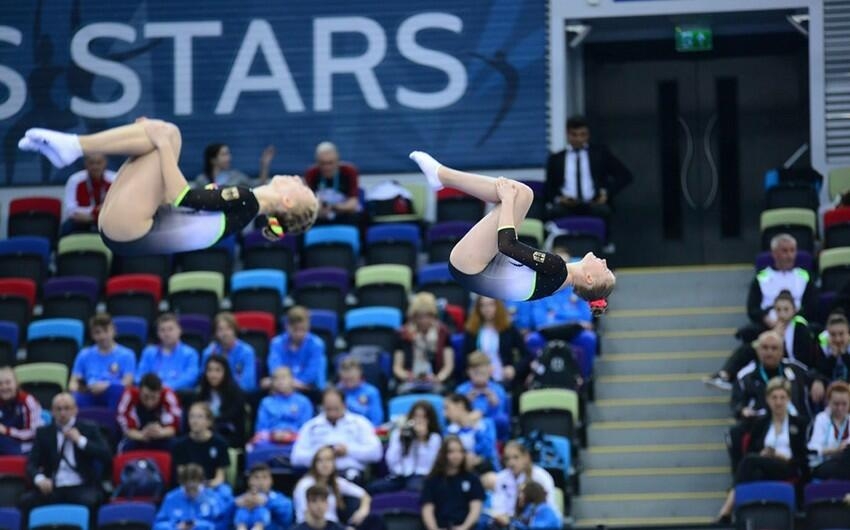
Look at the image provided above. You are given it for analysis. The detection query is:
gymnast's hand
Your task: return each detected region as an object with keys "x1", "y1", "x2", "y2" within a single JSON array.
[
  {"x1": 495, "y1": 177, "x2": 517, "y2": 202},
  {"x1": 141, "y1": 119, "x2": 173, "y2": 149}
]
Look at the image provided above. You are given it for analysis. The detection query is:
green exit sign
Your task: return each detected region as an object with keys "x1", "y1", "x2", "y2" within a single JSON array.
[{"x1": 675, "y1": 26, "x2": 713, "y2": 52}]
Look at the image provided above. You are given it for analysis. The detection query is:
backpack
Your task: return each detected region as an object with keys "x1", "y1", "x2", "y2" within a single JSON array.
[
  {"x1": 366, "y1": 180, "x2": 415, "y2": 217},
  {"x1": 113, "y1": 458, "x2": 164, "y2": 500},
  {"x1": 530, "y1": 340, "x2": 582, "y2": 390},
  {"x1": 519, "y1": 430, "x2": 568, "y2": 479}
]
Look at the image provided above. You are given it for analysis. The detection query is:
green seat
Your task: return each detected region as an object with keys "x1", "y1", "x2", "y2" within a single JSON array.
[
  {"x1": 168, "y1": 271, "x2": 225, "y2": 300},
  {"x1": 355, "y1": 264, "x2": 413, "y2": 292},
  {"x1": 15, "y1": 362, "x2": 68, "y2": 389},
  {"x1": 820, "y1": 247, "x2": 850, "y2": 273},
  {"x1": 518, "y1": 219, "x2": 545, "y2": 248},
  {"x1": 372, "y1": 183, "x2": 427, "y2": 223},
  {"x1": 519, "y1": 388, "x2": 579, "y2": 420},
  {"x1": 553, "y1": 488, "x2": 565, "y2": 516},
  {"x1": 58, "y1": 233, "x2": 112, "y2": 268},
  {"x1": 227, "y1": 447, "x2": 242, "y2": 487},
  {"x1": 829, "y1": 167, "x2": 850, "y2": 200},
  {"x1": 819, "y1": 247, "x2": 850, "y2": 292},
  {"x1": 760, "y1": 208, "x2": 817, "y2": 233}
]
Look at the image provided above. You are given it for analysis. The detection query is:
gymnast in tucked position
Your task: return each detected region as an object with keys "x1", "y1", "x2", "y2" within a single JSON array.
[
  {"x1": 18, "y1": 119, "x2": 318, "y2": 255},
  {"x1": 409, "y1": 151, "x2": 615, "y2": 313}
]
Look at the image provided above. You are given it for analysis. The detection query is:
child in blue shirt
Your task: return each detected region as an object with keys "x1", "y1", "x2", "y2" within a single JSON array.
[
  {"x1": 511, "y1": 481, "x2": 562, "y2": 530},
  {"x1": 455, "y1": 351, "x2": 509, "y2": 440},
  {"x1": 234, "y1": 464, "x2": 294, "y2": 530},
  {"x1": 202, "y1": 312, "x2": 257, "y2": 393},
  {"x1": 337, "y1": 356, "x2": 384, "y2": 426},
  {"x1": 70, "y1": 313, "x2": 136, "y2": 409},
  {"x1": 155, "y1": 463, "x2": 226, "y2": 530},
  {"x1": 267, "y1": 306, "x2": 326, "y2": 395},
  {"x1": 137, "y1": 313, "x2": 200, "y2": 391},
  {"x1": 251, "y1": 367, "x2": 313, "y2": 451},
  {"x1": 443, "y1": 393, "x2": 500, "y2": 477}
]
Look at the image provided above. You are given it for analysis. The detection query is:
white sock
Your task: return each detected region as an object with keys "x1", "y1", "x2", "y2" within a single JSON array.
[
  {"x1": 409, "y1": 151, "x2": 444, "y2": 191},
  {"x1": 19, "y1": 128, "x2": 83, "y2": 168}
]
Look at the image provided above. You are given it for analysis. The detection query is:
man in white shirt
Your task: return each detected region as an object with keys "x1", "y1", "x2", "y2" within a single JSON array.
[
  {"x1": 62, "y1": 154, "x2": 116, "y2": 235},
  {"x1": 291, "y1": 388, "x2": 382, "y2": 482}
]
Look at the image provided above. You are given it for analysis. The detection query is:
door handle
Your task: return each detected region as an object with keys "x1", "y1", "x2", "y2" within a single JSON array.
[
  {"x1": 703, "y1": 114, "x2": 719, "y2": 209},
  {"x1": 677, "y1": 116, "x2": 697, "y2": 209}
]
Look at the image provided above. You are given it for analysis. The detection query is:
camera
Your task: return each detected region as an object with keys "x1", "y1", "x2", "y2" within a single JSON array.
[{"x1": 400, "y1": 420, "x2": 416, "y2": 444}]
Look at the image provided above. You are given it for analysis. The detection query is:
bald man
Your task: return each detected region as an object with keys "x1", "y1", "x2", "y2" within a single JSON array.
[{"x1": 303, "y1": 142, "x2": 362, "y2": 226}]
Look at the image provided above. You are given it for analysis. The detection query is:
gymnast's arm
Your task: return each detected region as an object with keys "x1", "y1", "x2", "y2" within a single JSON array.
[
  {"x1": 175, "y1": 185, "x2": 255, "y2": 213},
  {"x1": 496, "y1": 199, "x2": 567, "y2": 276}
]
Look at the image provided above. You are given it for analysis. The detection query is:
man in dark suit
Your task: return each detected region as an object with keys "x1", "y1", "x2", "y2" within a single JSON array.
[
  {"x1": 20, "y1": 392, "x2": 111, "y2": 518},
  {"x1": 544, "y1": 116, "x2": 633, "y2": 226}
]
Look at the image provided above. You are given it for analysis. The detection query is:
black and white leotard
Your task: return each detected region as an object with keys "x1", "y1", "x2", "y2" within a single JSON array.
[{"x1": 447, "y1": 226, "x2": 569, "y2": 302}]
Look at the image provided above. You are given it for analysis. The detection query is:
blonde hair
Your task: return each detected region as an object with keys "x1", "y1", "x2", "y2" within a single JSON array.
[
  {"x1": 407, "y1": 292, "x2": 438, "y2": 319},
  {"x1": 573, "y1": 274, "x2": 616, "y2": 302},
  {"x1": 467, "y1": 351, "x2": 491, "y2": 369},
  {"x1": 273, "y1": 192, "x2": 319, "y2": 236},
  {"x1": 765, "y1": 377, "x2": 791, "y2": 398},
  {"x1": 287, "y1": 305, "x2": 310, "y2": 326}
]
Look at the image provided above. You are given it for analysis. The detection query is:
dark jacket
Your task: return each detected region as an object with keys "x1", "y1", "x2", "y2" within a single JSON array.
[
  {"x1": 746, "y1": 413, "x2": 810, "y2": 478},
  {"x1": 27, "y1": 419, "x2": 111, "y2": 486},
  {"x1": 815, "y1": 350, "x2": 850, "y2": 384},
  {"x1": 544, "y1": 145, "x2": 633, "y2": 203},
  {"x1": 732, "y1": 360, "x2": 811, "y2": 421},
  {"x1": 746, "y1": 271, "x2": 818, "y2": 325}
]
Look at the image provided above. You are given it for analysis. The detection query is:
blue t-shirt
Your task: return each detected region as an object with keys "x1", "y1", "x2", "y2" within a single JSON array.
[
  {"x1": 267, "y1": 333, "x2": 326, "y2": 389},
  {"x1": 515, "y1": 503, "x2": 562, "y2": 530},
  {"x1": 256, "y1": 392, "x2": 314, "y2": 433},
  {"x1": 455, "y1": 380, "x2": 507, "y2": 421},
  {"x1": 136, "y1": 342, "x2": 200, "y2": 390},
  {"x1": 340, "y1": 382, "x2": 384, "y2": 426},
  {"x1": 72, "y1": 344, "x2": 136, "y2": 386},
  {"x1": 202, "y1": 339, "x2": 257, "y2": 392}
]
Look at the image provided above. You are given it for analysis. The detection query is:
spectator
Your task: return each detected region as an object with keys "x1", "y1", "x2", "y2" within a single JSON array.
[
  {"x1": 116, "y1": 373, "x2": 182, "y2": 452},
  {"x1": 203, "y1": 312, "x2": 257, "y2": 393},
  {"x1": 267, "y1": 306, "x2": 326, "y2": 397},
  {"x1": 443, "y1": 393, "x2": 499, "y2": 486},
  {"x1": 369, "y1": 400, "x2": 442, "y2": 494},
  {"x1": 0, "y1": 366, "x2": 42, "y2": 455},
  {"x1": 251, "y1": 367, "x2": 314, "y2": 451},
  {"x1": 136, "y1": 313, "x2": 200, "y2": 392},
  {"x1": 61, "y1": 153, "x2": 116, "y2": 235},
  {"x1": 70, "y1": 313, "x2": 136, "y2": 409},
  {"x1": 234, "y1": 464, "x2": 294, "y2": 530},
  {"x1": 716, "y1": 378, "x2": 809, "y2": 523},
  {"x1": 489, "y1": 442, "x2": 560, "y2": 526},
  {"x1": 198, "y1": 354, "x2": 247, "y2": 447},
  {"x1": 293, "y1": 446, "x2": 380, "y2": 530},
  {"x1": 393, "y1": 292, "x2": 454, "y2": 395},
  {"x1": 421, "y1": 436, "x2": 485, "y2": 530},
  {"x1": 511, "y1": 481, "x2": 562, "y2": 530},
  {"x1": 291, "y1": 485, "x2": 345, "y2": 530},
  {"x1": 543, "y1": 115, "x2": 633, "y2": 230},
  {"x1": 304, "y1": 142, "x2": 362, "y2": 226},
  {"x1": 21, "y1": 393, "x2": 111, "y2": 518},
  {"x1": 338, "y1": 357, "x2": 383, "y2": 427},
  {"x1": 809, "y1": 381, "x2": 850, "y2": 480},
  {"x1": 812, "y1": 313, "x2": 850, "y2": 404},
  {"x1": 193, "y1": 142, "x2": 275, "y2": 188},
  {"x1": 291, "y1": 388, "x2": 383, "y2": 482},
  {"x1": 462, "y1": 296, "x2": 527, "y2": 384},
  {"x1": 154, "y1": 463, "x2": 226, "y2": 530},
  {"x1": 455, "y1": 352, "x2": 509, "y2": 440},
  {"x1": 172, "y1": 402, "x2": 233, "y2": 505}
]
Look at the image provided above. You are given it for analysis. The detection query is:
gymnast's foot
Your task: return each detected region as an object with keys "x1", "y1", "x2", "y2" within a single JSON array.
[
  {"x1": 18, "y1": 128, "x2": 83, "y2": 169},
  {"x1": 409, "y1": 150, "x2": 444, "y2": 191}
]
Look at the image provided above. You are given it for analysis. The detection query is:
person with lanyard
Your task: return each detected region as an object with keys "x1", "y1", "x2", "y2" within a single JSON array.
[
  {"x1": 809, "y1": 381, "x2": 850, "y2": 480},
  {"x1": 136, "y1": 313, "x2": 200, "y2": 392},
  {"x1": 811, "y1": 313, "x2": 850, "y2": 407},
  {"x1": 304, "y1": 141, "x2": 362, "y2": 226},
  {"x1": 61, "y1": 153, "x2": 116, "y2": 235},
  {"x1": 202, "y1": 312, "x2": 258, "y2": 394}
]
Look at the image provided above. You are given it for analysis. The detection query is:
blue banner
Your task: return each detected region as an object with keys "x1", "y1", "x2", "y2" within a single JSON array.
[{"x1": 0, "y1": 1, "x2": 545, "y2": 185}]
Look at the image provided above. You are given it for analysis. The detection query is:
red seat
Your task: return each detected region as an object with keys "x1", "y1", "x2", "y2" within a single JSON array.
[
  {"x1": 234, "y1": 311, "x2": 276, "y2": 339},
  {"x1": 0, "y1": 455, "x2": 26, "y2": 478},
  {"x1": 112, "y1": 450, "x2": 172, "y2": 500},
  {"x1": 0, "y1": 278, "x2": 36, "y2": 309},
  {"x1": 8, "y1": 197, "x2": 61, "y2": 219},
  {"x1": 824, "y1": 207, "x2": 850, "y2": 229},
  {"x1": 443, "y1": 303, "x2": 466, "y2": 331},
  {"x1": 436, "y1": 188, "x2": 469, "y2": 200},
  {"x1": 106, "y1": 274, "x2": 162, "y2": 304}
]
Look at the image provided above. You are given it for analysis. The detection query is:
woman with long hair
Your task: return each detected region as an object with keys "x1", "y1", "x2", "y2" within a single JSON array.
[
  {"x1": 421, "y1": 436, "x2": 485, "y2": 530},
  {"x1": 463, "y1": 296, "x2": 528, "y2": 384},
  {"x1": 198, "y1": 354, "x2": 247, "y2": 447},
  {"x1": 489, "y1": 442, "x2": 560, "y2": 527},
  {"x1": 194, "y1": 142, "x2": 275, "y2": 189}
]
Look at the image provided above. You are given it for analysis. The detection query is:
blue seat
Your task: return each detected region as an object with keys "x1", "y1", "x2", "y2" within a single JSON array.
[
  {"x1": 735, "y1": 480, "x2": 795, "y2": 530},
  {"x1": 345, "y1": 307, "x2": 403, "y2": 331},
  {"x1": 27, "y1": 318, "x2": 84, "y2": 348},
  {"x1": 309, "y1": 309, "x2": 339, "y2": 338},
  {"x1": 418, "y1": 262, "x2": 452, "y2": 286},
  {"x1": 305, "y1": 225, "x2": 360, "y2": 255},
  {"x1": 388, "y1": 393, "x2": 445, "y2": 428},
  {"x1": 97, "y1": 502, "x2": 156, "y2": 528},
  {"x1": 0, "y1": 237, "x2": 50, "y2": 265},
  {"x1": 735, "y1": 481, "x2": 795, "y2": 510},
  {"x1": 29, "y1": 504, "x2": 89, "y2": 530},
  {"x1": 0, "y1": 507, "x2": 21, "y2": 530},
  {"x1": 112, "y1": 316, "x2": 148, "y2": 344},
  {"x1": 0, "y1": 321, "x2": 19, "y2": 351},
  {"x1": 232, "y1": 269, "x2": 287, "y2": 298},
  {"x1": 366, "y1": 224, "x2": 421, "y2": 250}
]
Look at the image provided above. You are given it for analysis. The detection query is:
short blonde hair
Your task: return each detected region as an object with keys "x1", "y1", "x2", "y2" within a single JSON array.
[
  {"x1": 275, "y1": 192, "x2": 319, "y2": 235},
  {"x1": 467, "y1": 351, "x2": 491, "y2": 369},
  {"x1": 765, "y1": 377, "x2": 791, "y2": 398},
  {"x1": 407, "y1": 292, "x2": 438, "y2": 319}
]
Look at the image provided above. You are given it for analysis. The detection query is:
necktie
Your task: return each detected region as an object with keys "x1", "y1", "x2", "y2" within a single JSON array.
[{"x1": 575, "y1": 149, "x2": 584, "y2": 202}]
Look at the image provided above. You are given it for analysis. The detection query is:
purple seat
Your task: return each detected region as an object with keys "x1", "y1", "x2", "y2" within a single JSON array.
[
  {"x1": 805, "y1": 481, "x2": 850, "y2": 506},
  {"x1": 427, "y1": 221, "x2": 473, "y2": 243},
  {"x1": 78, "y1": 406, "x2": 121, "y2": 447},
  {"x1": 819, "y1": 291, "x2": 838, "y2": 323},
  {"x1": 43, "y1": 276, "x2": 99, "y2": 305},
  {"x1": 754, "y1": 250, "x2": 814, "y2": 273},
  {"x1": 371, "y1": 491, "x2": 421, "y2": 515},
  {"x1": 97, "y1": 502, "x2": 156, "y2": 527},
  {"x1": 293, "y1": 267, "x2": 350, "y2": 295},
  {"x1": 243, "y1": 229, "x2": 298, "y2": 251},
  {"x1": 178, "y1": 314, "x2": 212, "y2": 342},
  {"x1": 245, "y1": 445, "x2": 293, "y2": 469},
  {"x1": 0, "y1": 507, "x2": 21, "y2": 530},
  {"x1": 552, "y1": 216, "x2": 607, "y2": 242}
]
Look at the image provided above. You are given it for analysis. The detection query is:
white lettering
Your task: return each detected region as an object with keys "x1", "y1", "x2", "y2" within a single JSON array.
[
  {"x1": 0, "y1": 26, "x2": 26, "y2": 120},
  {"x1": 144, "y1": 21, "x2": 222, "y2": 116}
]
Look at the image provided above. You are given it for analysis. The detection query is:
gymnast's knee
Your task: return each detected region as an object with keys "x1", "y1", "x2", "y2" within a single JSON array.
[{"x1": 515, "y1": 180, "x2": 534, "y2": 206}]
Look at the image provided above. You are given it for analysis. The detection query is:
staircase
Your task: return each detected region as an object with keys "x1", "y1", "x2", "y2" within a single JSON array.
[{"x1": 571, "y1": 265, "x2": 752, "y2": 526}]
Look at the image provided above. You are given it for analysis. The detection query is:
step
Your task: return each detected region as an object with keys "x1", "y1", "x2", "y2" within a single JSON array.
[
  {"x1": 588, "y1": 418, "x2": 733, "y2": 446},
  {"x1": 570, "y1": 491, "x2": 726, "y2": 520},
  {"x1": 611, "y1": 266, "x2": 751, "y2": 308},
  {"x1": 602, "y1": 333, "x2": 737, "y2": 354},
  {"x1": 596, "y1": 352, "x2": 725, "y2": 376},
  {"x1": 573, "y1": 515, "x2": 715, "y2": 527},
  {"x1": 583, "y1": 443, "x2": 730, "y2": 469},
  {"x1": 581, "y1": 466, "x2": 731, "y2": 495},
  {"x1": 593, "y1": 374, "x2": 729, "y2": 400},
  {"x1": 603, "y1": 311, "x2": 745, "y2": 333},
  {"x1": 590, "y1": 396, "x2": 729, "y2": 422}
]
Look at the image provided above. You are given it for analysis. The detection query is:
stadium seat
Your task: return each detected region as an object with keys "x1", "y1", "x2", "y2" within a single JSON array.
[
  {"x1": 7, "y1": 197, "x2": 61, "y2": 247},
  {"x1": 77, "y1": 406, "x2": 121, "y2": 452},
  {"x1": 519, "y1": 388, "x2": 579, "y2": 446},
  {"x1": 760, "y1": 208, "x2": 817, "y2": 252},
  {"x1": 518, "y1": 218, "x2": 545, "y2": 248},
  {"x1": 828, "y1": 166, "x2": 850, "y2": 201},
  {"x1": 230, "y1": 269, "x2": 287, "y2": 316},
  {"x1": 734, "y1": 481, "x2": 795, "y2": 530},
  {"x1": 29, "y1": 504, "x2": 89, "y2": 530},
  {"x1": 240, "y1": 230, "x2": 297, "y2": 280},
  {"x1": 111, "y1": 254, "x2": 172, "y2": 289},
  {"x1": 371, "y1": 183, "x2": 426, "y2": 225},
  {"x1": 0, "y1": 507, "x2": 20, "y2": 530},
  {"x1": 234, "y1": 311, "x2": 276, "y2": 360},
  {"x1": 41, "y1": 276, "x2": 98, "y2": 323},
  {"x1": 177, "y1": 314, "x2": 211, "y2": 353},
  {"x1": 371, "y1": 492, "x2": 421, "y2": 522},
  {"x1": 345, "y1": 307, "x2": 403, "y2": 353},
  {"x1": 436, "y1": 189, "x2": 485, "y2": 224},
  {"x1": 25, "y1": 319, "x2": 85, "y2": 369},
  {"x1": 426, "y1": 222, "x2": 472, "y2": 264},
  {"x1": 57, "y1": 234, "x2": 112, "y2": 290},
  {"x1": 355, "y1": 264, "x2": 412, "y2": 313},
  {"x1": 176, "y1": 235, "x2": 236, "y2": 283},
  {"x1": 417, "y1": 262, "x2": 469, "y2": 310},
  {"x1": 302, "y1": 225, "x2": 360, "y2": 273},
  {"x1": 112, "y1": 451, "x2": 172, "y2": 502},
  {"x1": 820, "y1": 247, "x2": 850, "y2": 293},
  {"x1": 550, "y1": 216, "x2": 606, "y2": 256},
  {"x1": 0, "y1": 456, "x2": 26, "y2": 508},
  {"x1": 96, "y1": 502, "x2": 156, "y2": 530},
  {"x1": 14, "y1": 363, "x2": 68, "y2": 410},
  {"x1": 388, "y1": 394, "x2": 445, "y2": 428},
  {"x1": 365, "y1": 224, "x2": 420, "y2": 271},
  {"x1": 804, "y1": 480, "x2": 850, "y2": 530},
  {"x1": 825, "y1": 208, "x2": 850, "y2": 248},
  {"x1": 226, "y1": 447, "x2": 242, "y2": 489},
  {"x1": 105, "y1": 274, "x2": 162, "y2": 324},
  {"x1": 765, "y1": 182, "x2": 819, "y2": 212},
  {"x1": 293, "y1": 268, "x2": 349, "y2": 317},
  {"x1": 304, "y1": 309, "x2": 338, "y2": 355},
  {"x1": 0, "y1": 278, "x2": 35, "y2": 335},
  {"x1": 521, "y1": 180, "x2": 546, "y2": 220},
  {"x1": 168, "y1": 271, "x2": 224, "y2": 320},
  {"x1": 0, "y1": 237, "x2": 50, "y2": 290},
  {"x1": 0, "y1": 322, "x2": 18, "y2": 366},
  {"x1": 112, "y1": 316, "x2": 148, "y2": 359}
]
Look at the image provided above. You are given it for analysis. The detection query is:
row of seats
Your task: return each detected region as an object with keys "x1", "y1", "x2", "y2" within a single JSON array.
[{"x1": 731, "y1": 480, "x2": 850, "y2": 529}]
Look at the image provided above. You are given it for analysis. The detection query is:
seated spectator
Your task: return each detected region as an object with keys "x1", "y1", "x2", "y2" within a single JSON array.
[
  {"x1": 203, "y1": 312, "x2": 258, "y2": 393},
  {"x1": 809, "y1": 381, "x2": 850, "y2": 480},
  {"x1": 267, "y1": 306, "x2": 326, "y2": 398},
  {"x1": 291, "y1": 388, "x2": 383, "y2": 482},
  {"x1": 137, "y1": 313, "x2": 200, "y2": 392},
  {"x1": 393, "y1": 293, "x2": 454, "y2": 395},
  {"x1": 489, "y1": 442, "x2": 560, "y2": 526},
  {"x1": 443, "y1": 393, "x2": 499, "y2": 486},
  {"x1": 70, "y1": 313, "x2": 136, "y2": 409},
  {"x1": 21, "y1": 393, "x2": 111, "y2": 518},
  {"x1": 368, "y1": 400, "x2": 442, "y2": 494},
  {"x1": 234, "y1": 464, "x2": 294, "y2": 530},
  {"x1": 304, "y1": 142, "x2": 363, "y2": 226},
  {"x1": 716, "y1": 378, "x2": 809, "y2": 523},
  {"x1": 455, "y1": 352, "x2": 509, "y2": 440},
  {"x1": 117, "y1": 373, "x2": 182, "y2": 452},
  {"x1": 293, "y1": 446, "x2": 381, "y2": 530},
  {"x1": 812, "y1": 313, "x2": 850, "y2": 405},
  {"x1": 61, "y1": 153, "x2": 116, "y2": 235},
  {"x1": 250, "y1": 367, "x2": 314, "y2": 451},
  {"x1": 154, "y1": 463, "x2": 227, "y2": 530},
  {"x1": 511, "y1": 481, "x2": 562, "y2": 530},
  {"x1": 338, "y1": 357, "x2": 383, "y2": 427},
  {"x1": 421, "y1": 436, "x2": 485, "y2": 530},
  {"x1": 173, "y1": 402, "x2": 232, "y2": 500},
  {"x1": 291, "y1": 485, "x2": 345, "y2": 530},
  {"x1": 462, "y1": 296, "x2": 527, "y2": 385},
  {"x1": 193, "y1": 142, "x2": 274, "y2": 188},
  {"x1": 0, "y1": 366, "x2": 42, "y2": 455},
  {"x1": 198, "y1": 354, "x2": 247, "y2": 447}
]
